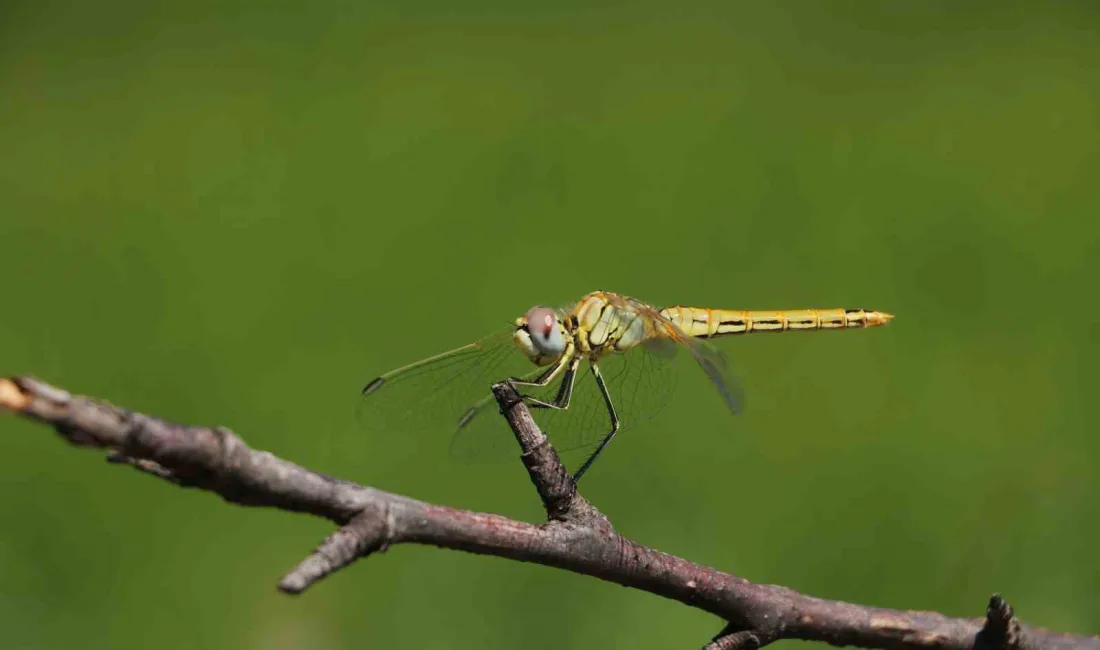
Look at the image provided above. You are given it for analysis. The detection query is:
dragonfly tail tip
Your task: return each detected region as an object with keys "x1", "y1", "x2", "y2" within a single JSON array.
[{"x1": 868, "y1": 311, "x2": 894, "y2": 327}]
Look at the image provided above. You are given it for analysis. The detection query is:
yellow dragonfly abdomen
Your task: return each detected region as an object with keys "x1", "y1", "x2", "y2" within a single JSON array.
[{"x1": 660, "y1": 306, "x2": 894, "y2": 338}]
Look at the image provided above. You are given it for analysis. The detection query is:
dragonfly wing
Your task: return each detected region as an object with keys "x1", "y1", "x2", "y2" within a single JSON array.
[
  {"x1": 358, "y1": 329, "x2": 539, "y2": 460},
  {"x1": 445, "y1": 360, "x2": 546, "y2": 463},
  {"x1": 682, "y1": 336, "x2": 744, "y2": 414},
  {"x1": 629, "y1": 299, "x2": 745, "y2": 416}
]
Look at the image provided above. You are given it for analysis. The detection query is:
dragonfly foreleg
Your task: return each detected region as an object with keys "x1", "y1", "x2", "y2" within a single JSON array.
[
  {"x1": 573, "y1": 362, "x2": 620, "y2": 482},
  {"x1": 510, "y1": 352, "x2": 570, "y2": 388},
  {"x1": 525, "y1": 356, "x2": 580, "y2": 411}
]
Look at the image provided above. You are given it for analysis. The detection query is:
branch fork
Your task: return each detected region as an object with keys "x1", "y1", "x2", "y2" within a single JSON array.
[{"x1": 2, "y1": 375, "x2": 1096, "y2": 649}]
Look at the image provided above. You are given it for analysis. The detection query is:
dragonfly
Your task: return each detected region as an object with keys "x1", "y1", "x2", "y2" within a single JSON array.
[{"x1": 359, "y1": 290, "x2": 893, "y2": 481}]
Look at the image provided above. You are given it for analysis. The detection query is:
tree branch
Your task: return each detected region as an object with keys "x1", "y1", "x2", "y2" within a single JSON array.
[{"x1": 1, "y1": 376, "x2": 1095, "y2": 649}]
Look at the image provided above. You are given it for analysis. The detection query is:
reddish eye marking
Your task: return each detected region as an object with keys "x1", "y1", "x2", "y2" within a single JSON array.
[{"x1": 525, "y1": 307, "x2": 555, "y2": 337}]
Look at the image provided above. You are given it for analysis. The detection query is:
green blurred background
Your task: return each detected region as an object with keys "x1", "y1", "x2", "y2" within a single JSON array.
[{"x1": 1, "y1": 1, "x2": 1097, "y2": 648}]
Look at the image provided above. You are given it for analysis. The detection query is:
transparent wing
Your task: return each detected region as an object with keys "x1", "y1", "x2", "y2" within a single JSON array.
[
  {"x1": 447, "y1": 335, "x2": 680, "y2": 466},
  {"x1": 622, "y1": 296, "x2": 745, "y2": 416},
  {"x1": 678, "y1": 334, "x2": 745, "y2": 415},
  {"x1": 357, "y1": 328, "x2": 537, "y2": 459}
]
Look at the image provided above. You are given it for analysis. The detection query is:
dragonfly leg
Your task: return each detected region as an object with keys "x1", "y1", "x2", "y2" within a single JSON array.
[
  {"x1": 573, "y1": 362, "x2": 620, "y2": 482},
  {"x1": 460, "y1": 356, "x2": 575, "y2": 430},
  {"x1": 525, "y1": 356, "x2": 580, "y2": 410},
  {"x1": 510, "y1": 351, "x2": 571, "y2": 388}
]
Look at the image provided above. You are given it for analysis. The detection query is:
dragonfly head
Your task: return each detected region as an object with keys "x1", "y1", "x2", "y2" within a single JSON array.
[{"x1": 514, "y1": 306, "x2": 569, "y2": 365}]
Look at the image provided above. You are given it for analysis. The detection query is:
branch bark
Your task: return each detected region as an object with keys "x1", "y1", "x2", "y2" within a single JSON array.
[{"x1": 1, "y1": 376, "x2": 1095, "y2": 649}]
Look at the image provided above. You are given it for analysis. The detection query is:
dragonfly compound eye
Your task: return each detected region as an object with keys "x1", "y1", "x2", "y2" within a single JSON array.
[{"x1": 524, "y1": 307, "x2": 566, "y2": 357}]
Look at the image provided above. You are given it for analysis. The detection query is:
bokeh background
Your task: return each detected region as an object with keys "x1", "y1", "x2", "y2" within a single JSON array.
[{"x1": 1, "y1": 2, "x2": 1097, "y2": 648}]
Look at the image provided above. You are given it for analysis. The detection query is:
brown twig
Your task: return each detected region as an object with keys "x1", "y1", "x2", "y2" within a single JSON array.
[
  {"x1": 705, "y1": 623, "x2": 776, "y2": 650},
  {"x1": 1, "y1": 375, "x2": 1096, "y2": 649}
]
